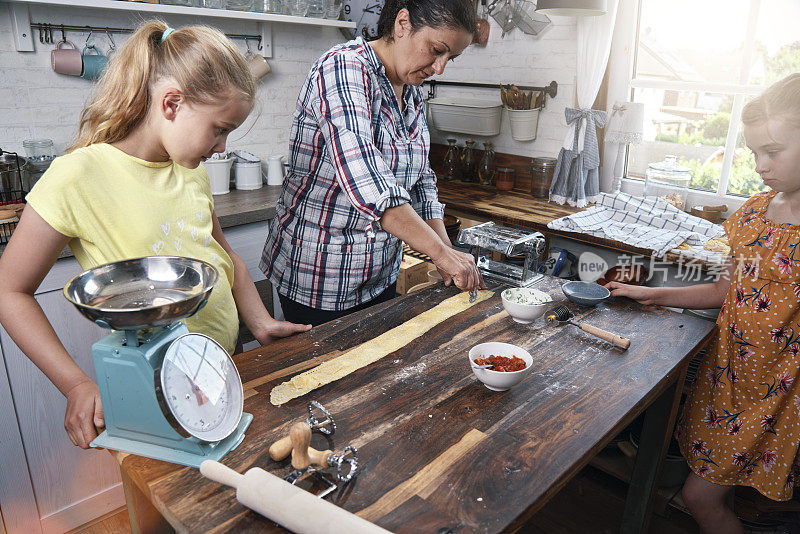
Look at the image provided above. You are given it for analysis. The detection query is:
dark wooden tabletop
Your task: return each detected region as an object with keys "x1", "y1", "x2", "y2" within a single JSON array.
[{"x1": 118, "y1": 277, "x2": 715, "y2": 533}]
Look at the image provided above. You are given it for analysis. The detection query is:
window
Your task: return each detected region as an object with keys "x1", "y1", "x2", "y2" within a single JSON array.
[{"x1": 624, "y1": 0, "x2": 799, "y2": 199}]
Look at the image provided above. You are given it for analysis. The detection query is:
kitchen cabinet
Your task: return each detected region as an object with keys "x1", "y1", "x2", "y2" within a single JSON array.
[{"x1": 0, "y1": 220, "x2": 271, "y2": 534}]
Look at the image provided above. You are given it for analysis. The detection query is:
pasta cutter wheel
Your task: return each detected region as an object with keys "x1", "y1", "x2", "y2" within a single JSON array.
[
  {"x1": 546, "y1": 305, "x2": 631, "y2": 350},
  {"x1": 284, "y1": 444, "x2": 359, "y2": 499},
  {"x1": 306, "y1": 400, "x2": 336, "y2": 435}
]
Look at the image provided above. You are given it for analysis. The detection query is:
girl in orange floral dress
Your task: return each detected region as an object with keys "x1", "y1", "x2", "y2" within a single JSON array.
[{"x1": 606, "y1": 72, "x2": 800, "y2": 534}]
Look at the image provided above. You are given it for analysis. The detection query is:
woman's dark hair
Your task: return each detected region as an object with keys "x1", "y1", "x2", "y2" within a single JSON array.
[{"x1": 375, "y1": 0, "x2": 477, "y2": 41}]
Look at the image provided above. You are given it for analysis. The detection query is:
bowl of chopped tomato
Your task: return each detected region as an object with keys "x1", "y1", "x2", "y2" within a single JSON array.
[{"x1": 468, "y1": 342, "x2": 533, "y2": 391}]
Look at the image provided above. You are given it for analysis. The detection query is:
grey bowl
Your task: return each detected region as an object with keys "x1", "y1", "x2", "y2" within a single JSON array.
[
  {"x1": 562, "y1": 281, "x2": 610, "y2": 306},
  {"x1": 63, "y1": 256, "x2": 218, "y2": 330}
]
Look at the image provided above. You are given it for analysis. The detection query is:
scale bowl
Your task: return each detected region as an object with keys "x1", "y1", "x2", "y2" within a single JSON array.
[{"x1": 64, "y1": 256, "x2": 218, "y2": 330}]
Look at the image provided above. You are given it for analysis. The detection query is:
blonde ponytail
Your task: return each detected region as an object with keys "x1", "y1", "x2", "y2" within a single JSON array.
[
  {"x1": 742, "y1": 72, "x2": 800, "y2": 129},
  {"x1": 69, "y1": 21, "x2": 255, "y2": 151}
]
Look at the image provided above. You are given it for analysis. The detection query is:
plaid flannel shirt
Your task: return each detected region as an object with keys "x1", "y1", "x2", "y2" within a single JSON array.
[{"x1": 260, "y1": 37, "x2": 445, "y2": 311}]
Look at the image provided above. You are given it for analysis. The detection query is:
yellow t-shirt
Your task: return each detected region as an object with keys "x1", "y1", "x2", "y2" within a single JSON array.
[{"x1": 26, "y1": 143, "x2": 239, "y2": 353}]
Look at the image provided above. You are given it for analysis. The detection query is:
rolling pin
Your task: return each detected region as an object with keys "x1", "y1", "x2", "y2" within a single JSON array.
[{"x1": 200, "y1": 460, "x2": 390, "y2": 534}]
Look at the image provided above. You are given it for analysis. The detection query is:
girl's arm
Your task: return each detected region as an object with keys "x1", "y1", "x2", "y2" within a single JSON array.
[
  {"x1": 0, "y1": 206, "x2": 103, "y2": 449},
  {"x1": 604, "y1": 258, "x2": 734, "y2": 309},
  {"x1": 380, "y1": 204, "x2": 485, "y2": 291},
  {"x1": 210, "y1": 212, "x2": 311, "y2": 345}
]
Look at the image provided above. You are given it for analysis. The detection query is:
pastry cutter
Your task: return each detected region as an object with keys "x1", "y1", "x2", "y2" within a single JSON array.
[{"x1": 546, "y1": 304, "x2": 631, "y2": 350}]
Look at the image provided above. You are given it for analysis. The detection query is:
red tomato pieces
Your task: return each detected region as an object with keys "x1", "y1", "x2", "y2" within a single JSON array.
[{"x1": 473, "y1": 354, "x2": 526, "y2": 372}]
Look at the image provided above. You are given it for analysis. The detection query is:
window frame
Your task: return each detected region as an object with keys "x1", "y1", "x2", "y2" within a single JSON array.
[{"x1": 605, "y1": 0, "x2": 767, "y2": 212}]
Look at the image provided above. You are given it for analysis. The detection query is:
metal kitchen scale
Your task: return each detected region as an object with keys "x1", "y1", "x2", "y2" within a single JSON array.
[
  {"x1": 63, "y1": 256, "x2": 252, "y2": 468},
  {"x1": 458, "y1": 221, "x2": 546, "y2": 287}
]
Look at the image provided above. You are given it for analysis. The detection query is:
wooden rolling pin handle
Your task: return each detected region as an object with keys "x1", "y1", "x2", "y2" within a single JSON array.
[
  {"x1": 580, "y1": 323, "x2": 631, "y2": 350},
  {"x1": 269, "y1": 435, "x2": 293, "y2": 461},
  {"x1": 290, "y1": 422, "x2": 312, "y2": 470},
  {"x1": 200, "y1": 460, "x2": 245, "y2": 489},
  {"x1": 307, "y1": 447, "x2": 333, "y2": 468}
]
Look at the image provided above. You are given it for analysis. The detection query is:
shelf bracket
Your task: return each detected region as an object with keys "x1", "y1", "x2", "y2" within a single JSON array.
[
  {"x1": 9, "y1": 3, "x2": 34, "y2": 52},
  {"x1": 259, "y1": 22, "x2": 272, "y2": 58}
]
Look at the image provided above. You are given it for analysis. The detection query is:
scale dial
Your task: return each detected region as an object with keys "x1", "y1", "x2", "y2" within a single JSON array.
[{"x1": 157, "y1": 333, "x2": 244, "y2": 443}]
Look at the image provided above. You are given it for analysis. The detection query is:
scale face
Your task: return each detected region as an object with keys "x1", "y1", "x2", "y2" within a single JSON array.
[{"x1": 159, "y1": 333, "x2": 244, "y2": 443}]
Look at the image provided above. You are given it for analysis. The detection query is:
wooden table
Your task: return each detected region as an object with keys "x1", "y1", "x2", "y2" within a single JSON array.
[{"x1": 118, "y1": 278, "x2": 715, "y2": 533}]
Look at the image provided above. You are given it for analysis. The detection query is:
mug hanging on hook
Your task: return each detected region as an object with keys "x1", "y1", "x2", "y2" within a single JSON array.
[{"x1": 245, "y1": 47, "x2": 271, "y2": 81}]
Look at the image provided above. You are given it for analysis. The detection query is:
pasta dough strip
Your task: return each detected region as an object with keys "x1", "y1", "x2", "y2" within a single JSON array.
[{"x1": 270, "y1": 290, "x2": 494, "y2": 405}]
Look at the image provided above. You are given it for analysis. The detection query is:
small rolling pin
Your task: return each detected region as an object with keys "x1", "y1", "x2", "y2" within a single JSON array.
[{"x1": 200, "y1": 460, "x2": 390, "y2": 534}]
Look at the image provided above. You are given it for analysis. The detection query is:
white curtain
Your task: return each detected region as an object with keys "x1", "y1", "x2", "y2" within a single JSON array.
[{"x1": 549, "y1": 0, "x2": 620, "y2": 207}]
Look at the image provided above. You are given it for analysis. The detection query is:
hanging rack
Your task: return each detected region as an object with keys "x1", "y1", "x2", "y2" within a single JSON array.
[
  {"x1": 424, "y1": 79, "x2": 558, "y2": 103},
  {"x1": 30, "y1": 22, "x2": 263, "y2": 50}
]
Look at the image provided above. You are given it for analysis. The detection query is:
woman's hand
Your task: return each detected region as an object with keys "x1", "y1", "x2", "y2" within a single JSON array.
[
  {"x1": 254, "y1": 319, "x2": 312, "y2": 345},
  {"x1": 603, "y1": 281, "x2": 660, "y2": 306},
  {"x1": 432, "y1": 247, "x2": 486, "y2": 292},
  {"x1": 64, "y1": 379, "x2": 104, "y2": 449}
]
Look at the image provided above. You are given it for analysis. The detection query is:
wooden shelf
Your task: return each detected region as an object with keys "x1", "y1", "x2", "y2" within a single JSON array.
[{"x1": 5, "y1": 0, "x2": 355, "y2": 55}]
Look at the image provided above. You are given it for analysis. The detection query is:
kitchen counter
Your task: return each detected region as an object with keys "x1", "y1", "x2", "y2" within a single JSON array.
[
  {"x1": 116, "y1": 278, "x2": 715, "y2": 533},
  {"x1": 437, "y1": 181, "x2": 718, "y2": 268},
  {"x1": 0, "y1": 186, "x2": 282, "y2": 259}
]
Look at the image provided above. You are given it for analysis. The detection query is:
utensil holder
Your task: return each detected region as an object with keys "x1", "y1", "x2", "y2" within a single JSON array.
[{"x1": 506, "y1": 107, "x2": 540, "y2": 141}]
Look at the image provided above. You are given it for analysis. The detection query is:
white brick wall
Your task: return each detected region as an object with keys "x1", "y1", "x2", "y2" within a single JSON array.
[{"x1": 0, "y1": 4, "x2": 576, "y2": 160}]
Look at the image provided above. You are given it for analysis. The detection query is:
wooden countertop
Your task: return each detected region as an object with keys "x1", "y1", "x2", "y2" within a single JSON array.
[
  {"x1": 437, "y1": 180, "x2": 717, "y2": 266},
  {"x1": 0, "y1": 186, "x2": 281, "y2": 259},
  {"x1": 118, "y1": 278, "x2": 715, "y2": 533}
]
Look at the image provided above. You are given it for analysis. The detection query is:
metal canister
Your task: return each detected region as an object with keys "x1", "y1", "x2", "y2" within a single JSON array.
[{"x1": 530, "y1": 156, "x2": 557, "y2": 198}]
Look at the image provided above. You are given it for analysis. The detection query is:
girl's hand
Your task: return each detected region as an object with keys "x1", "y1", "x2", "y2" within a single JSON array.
[
  {"x1": 64, "y1": 379, "x2": 104, "y2": 449},
  {"x1": 255, "y1": 319, "x2": 312, "y2": 345},
  {"x1": 432, "y1": 247, "x2": 486, "y2": 292},
  {"x1": 603, "y1": 281, "x2": 659, "y2": 306}
]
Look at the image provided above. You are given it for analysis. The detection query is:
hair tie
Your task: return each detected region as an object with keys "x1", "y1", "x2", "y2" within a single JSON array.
[{"x1": 160, "y1": 27, "x2": 175, "y2": 43}]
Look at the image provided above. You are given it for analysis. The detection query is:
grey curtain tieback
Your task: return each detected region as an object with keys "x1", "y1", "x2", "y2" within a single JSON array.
[{"x1": 565, "y1": 107, "x2": 607, "y2": 169}]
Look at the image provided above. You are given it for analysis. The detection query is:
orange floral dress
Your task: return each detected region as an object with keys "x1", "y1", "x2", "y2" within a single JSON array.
[{"x1": 678, "y1": 191, "x2": 800, "y2": 501}]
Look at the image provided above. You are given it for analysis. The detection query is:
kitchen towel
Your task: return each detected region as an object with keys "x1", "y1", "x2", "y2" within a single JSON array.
[{"x1": 547, "y1": 192, "x2": 726, "y2": 262}]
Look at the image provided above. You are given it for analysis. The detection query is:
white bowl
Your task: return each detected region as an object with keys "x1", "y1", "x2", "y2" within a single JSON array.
[
  {"x1": 468, "y1": 342, "x2": 533, "y2": 391},
  {"x1": 501, "y1": 287, "x2": 553, "y2": 324}
]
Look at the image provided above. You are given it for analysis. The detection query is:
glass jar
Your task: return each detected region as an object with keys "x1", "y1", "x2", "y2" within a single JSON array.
[
  {"x1": 478, "y1": 141, "x2": 496, "y2": 186},
  {"x1": 461, "y1": 138, "x2": 477, "y2": 182},
  {"x1": 495, "y1": 167, "x2": 515, "y2": 191},
  {"x1": 442, "y1": 138, "x2": 460, "y2": 181},
  {"x1": 255, "y1": 0, "x2": 282, "y2": 11},
  {"x1": 22, "y1": 139, "x2": 56, "y2": 191},
  {"x1": 644, "y1": 155, "x2": 691, "y2": 211},
  {"x1": 306, "y1": 0, "x2": 326, "y2": 17},
  {"x1": 325, "y1": 0, "x2": 342, "y2": 18},
  {"x1": 289, "y1": 0, "x2": 308, "y2": 15},
  {"x1": 226, "y1": 0, "x2": 254, "y2": 10},
  {"x1": 530, "y1": 156, "x2": 556, "y2": 198}
]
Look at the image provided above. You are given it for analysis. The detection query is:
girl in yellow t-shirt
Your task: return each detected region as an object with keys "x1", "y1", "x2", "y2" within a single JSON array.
[
  {"x1": 0, "y1": 21, "x2": 310, "y2": 450},
  {"x1": 605, "y1": 73, "x2": 800, "y2": 532}
]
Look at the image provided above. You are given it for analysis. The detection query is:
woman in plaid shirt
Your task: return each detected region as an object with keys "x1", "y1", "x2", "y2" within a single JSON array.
[{"x1": 261, "y1": 0, "x2": 484, "y2": 325}]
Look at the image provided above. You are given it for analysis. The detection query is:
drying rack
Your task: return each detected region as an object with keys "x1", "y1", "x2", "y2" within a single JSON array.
[
  {"x1": 30, "y1": 22, "x2": 263, "y2": 50},
  {"x1": 424, "y1": 79, "x2": 558, "y2": 104}
]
